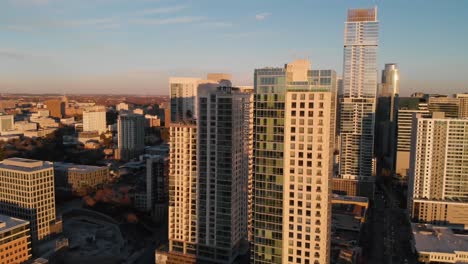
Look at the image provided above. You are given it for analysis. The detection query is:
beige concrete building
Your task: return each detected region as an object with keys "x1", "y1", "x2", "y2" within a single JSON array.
[
  {"x1": 253, "y1": 60, "x2": 336, "y2": 264},
  {"x1": 456, "y1": 93, "x2": 468, "y2": 118},
  {"x1": 168, "y1": 124, "x2": 198, "y2": 260},
  {"x1": 0, "y1": 214, "x2": 31, "y2": 264},
  {"x1": 54, "y1": 163, "x2": 109, "y2": 194},
  {"x1": 408, "y1": 114, "x2": 468, "y2": 228},
  {"x1": 0, "y1": 158, "x2": 58, "y2": 243},
  {"x1": 283, "y1": 88, "x2": 335, "y2": 264},
  {"x1": 0, "y1": 114, "x2": 14, "y2": 132}
]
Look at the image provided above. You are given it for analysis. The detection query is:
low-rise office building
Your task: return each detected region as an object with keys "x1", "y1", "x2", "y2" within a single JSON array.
[
  {"x1": 54, "y1": 163, "x2": 109, "y2": 195},
  {"x1": 412, "y1": 224, "x2": 468, "y2": 263},
  {"x1": 0, "y1": 214, "x2": 32, "y2": 264}
]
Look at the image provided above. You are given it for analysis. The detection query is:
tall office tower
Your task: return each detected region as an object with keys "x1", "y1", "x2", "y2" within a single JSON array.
[
  {"x1": 338, "y1": 7, "x2": 379, "y2": 197},
  {"x1": 117, "y1": 113, "x2": 146, "y2": 161},
  {"x1": 456, "y1": 93, "x2": 468, "y2": 118},
  {"x1": 408, "y1": 113, "x2": 468, "y2": 228},
  {"x1": 83, "y1": 106, "x2": 107, "y2": 134},
  {"x1": 196, "y1": 86, "x2": 251, "y2": 263},
  {"x1": 375, "y1": 63, "x2": 400, "y2": 176},
  {"x1": 0, "y1": 214, "x2": 32, "y2": 264},
  {"x1": 395, "y1": 97, "x2": 429, "y2": 179},
  {"x1": 0, "y1": 158, "x2": 58, "y2": 244},
  {"x1": 428, "y1": 96, "x2": 460, "y2": 118},
  {"x1": 44, "y1": 99, "x2": 65, "y2": 118},
  {"x1": 253, "y1": 60, "x2": 336, "y2": 264},
  {"x1": 169, "y1": 75, "x2": 229, "y2": 123},
  {"x1": 0, "y1": 114, "x2": 14, "y2": 132}
]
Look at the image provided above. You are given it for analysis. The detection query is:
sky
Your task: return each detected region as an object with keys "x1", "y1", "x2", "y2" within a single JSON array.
[{"x1": 0, "y1": 0, "x2": 467, "y2": 96}]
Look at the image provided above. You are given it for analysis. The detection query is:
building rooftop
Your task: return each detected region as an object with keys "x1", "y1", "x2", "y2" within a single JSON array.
[
  {"x1": 54, "y1": 162, "x2": 108, "y2": 173},
  {"x1": 412, "y1": 224, "x2": 468, "y2": 253},
  {"x1": 332, "y1": 194, "x2": 369, "y2": 204},
  {"x1": 0, "y1": 158, "x2": 53, "y2": 172},
  {"x1": 0, "y1": 214, "x2": 29, "y2": 234}
]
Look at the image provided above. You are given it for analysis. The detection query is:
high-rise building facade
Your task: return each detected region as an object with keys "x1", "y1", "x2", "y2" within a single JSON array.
[
  {"x1": 167, "y1": 123, "x2": 198, "y2": 263},
  {"x1": 395, "y1": 97, "x2": 429, "y2": 179},
  {"x1": 338, "y1": 7, "x2": 379, "y2": 197},
  {"x1": 196, "y1": 86, "x2": 251, "y2": 263},
  {"x1": 408, "y1": 113, "x2": 468, "y2": 228},
  {"x1": 117, "y1": 113, "x2": 146, "y2": 161},
  {"x1": 166, "y1": 75, "x2": 252, "y2": 264},
  {"x1": 83, "y1": 106, "x2": 107, "y2": 134},
  {"x1": 0, "y1": 214, "x2": 32, "y2": 264},
  {"x1": 375, "y1": 63, "x2": 399, "y2": 176},
  {"x1": 252, "y1": 60, "x2": 336, "y2": 264},
  {"x1": 170, "y1": 77, "x2": 221, "y2": 123},
  {"x1": 0, "y1": 158, "x2": 57, "y2": 244}
]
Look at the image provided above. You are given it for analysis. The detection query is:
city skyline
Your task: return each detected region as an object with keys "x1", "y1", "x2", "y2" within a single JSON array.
[{"x1": 1, "y1": 0, "x2": 467, "y2": 95}]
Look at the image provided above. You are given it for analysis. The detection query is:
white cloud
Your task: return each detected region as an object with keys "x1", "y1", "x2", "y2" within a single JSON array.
[
  {"x1": 255, "y1": 12, "x2": 271, "y2": 21},
  {"x1": 4, "y1": 25, "x2": 36, "y2": 32},
  {"x1": 131, "y1": 16, "x2": 206, "y2": 25},
  {"x1": 9, "y1": 0, "x2": 50, "y2": 6},
  {"x1": 61, "y1": 18, "x2": 117, "y2": 27},
  {"x1": 135, "y1": 5, "x2": 188, "y2": 16}
]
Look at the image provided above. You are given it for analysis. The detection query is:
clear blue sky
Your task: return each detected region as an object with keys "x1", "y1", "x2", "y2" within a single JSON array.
[{"x1": 0, "y1": 0, "x2": 467, "y2": 95}]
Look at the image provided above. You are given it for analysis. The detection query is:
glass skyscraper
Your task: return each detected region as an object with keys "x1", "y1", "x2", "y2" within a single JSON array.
[{"x1": 339, "y1": 7, "x2": 379, "y2": 183}]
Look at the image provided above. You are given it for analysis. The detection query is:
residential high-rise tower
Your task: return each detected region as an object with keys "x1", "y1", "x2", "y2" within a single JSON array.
[
  {"x1": 117, "y1": 113, "x2": 146, "y2": 161},
  {"x1": 165, "y1": 77, "x2": 252, "y2": 264},
  {"x1": 252, "y1": 60, "x2": 336, "y2": 264},
  {"x1": 408, "y1": 113, "x2": 468, "y2": 228}
]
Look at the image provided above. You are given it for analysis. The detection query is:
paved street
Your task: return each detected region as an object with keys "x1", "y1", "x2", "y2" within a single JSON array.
[{"x1": 364, "y1": 181, "x2": 417, "y2": 264}]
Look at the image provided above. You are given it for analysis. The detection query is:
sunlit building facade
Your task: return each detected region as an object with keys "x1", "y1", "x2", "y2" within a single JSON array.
[
  {"x1": 0, "y1": 158, "x2": 57, "y2": 244},
  {"x1": 0, "y1": 214, "x2": 31, "y2": 264},
  {"x1": 252, "y1": 60, "x2": 336, "y2": 264},
  {"x1": 408, "y1": 113, "x2": 468, "y2": 228}
]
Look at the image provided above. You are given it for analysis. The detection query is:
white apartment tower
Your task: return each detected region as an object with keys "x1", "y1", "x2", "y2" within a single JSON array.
[
  {"x1": 166, "y1": 74, "x2": 251, "y2": 264},
  {"x1": 338, "y1": 7, "x2": 379, "y2": 194},
  {"x1": 408, "y1": 113, "x2": 468, "y2": 228},
  {"x1": 83, "y1": 106, "x2": 107, "y2": 134},
  {"x1": 117, "y1": 113, "x2": 146, "y2": 161},
  {"x1": 0, "y1": 158, "x2": 57, "y2": 243}
]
